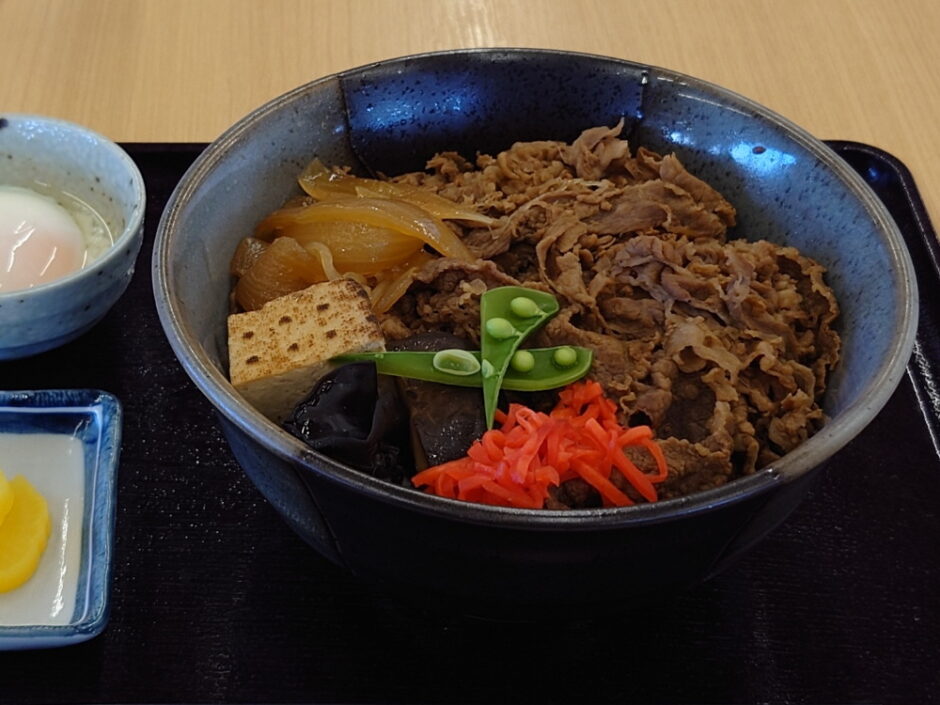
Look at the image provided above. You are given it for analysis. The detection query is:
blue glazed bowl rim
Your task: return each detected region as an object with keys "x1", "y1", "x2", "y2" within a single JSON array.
[
  {"x1": 0, "y1": 113, "x2": 146, "y2": 302},
  {"x1": 154, "y1": 48, "x2": 918, "y2": 529},
  {"x1": 0, "y1": 388, "x2": 121, "y2": 648}
]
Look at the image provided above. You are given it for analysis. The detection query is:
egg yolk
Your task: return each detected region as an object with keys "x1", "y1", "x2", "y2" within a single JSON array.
[{"x1": 0, "y1": 186, "x2": 87, "y2": 292}]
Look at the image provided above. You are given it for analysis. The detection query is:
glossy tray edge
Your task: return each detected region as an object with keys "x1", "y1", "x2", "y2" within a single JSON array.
[{"x1": 826, "y1": 141, "x2": 940, "y2": 456}]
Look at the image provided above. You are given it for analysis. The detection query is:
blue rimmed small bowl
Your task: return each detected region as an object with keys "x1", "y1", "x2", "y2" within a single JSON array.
[
  {"x1": 0, "y1": 114, "x2": 146, "y2": 359},
  {"x1": 0, "y1": 389, "x2": 121, "y2": 650}
]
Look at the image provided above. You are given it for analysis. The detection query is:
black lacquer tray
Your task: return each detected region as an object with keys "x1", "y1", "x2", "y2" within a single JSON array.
[{"x1": 0, "y1": 142, "x2": 937, "y2": 705}]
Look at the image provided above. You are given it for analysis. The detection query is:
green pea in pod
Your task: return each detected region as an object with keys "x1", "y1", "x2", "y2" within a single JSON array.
[{"x1": 480, "y1": 286, "x2": 559, "y2": 428}]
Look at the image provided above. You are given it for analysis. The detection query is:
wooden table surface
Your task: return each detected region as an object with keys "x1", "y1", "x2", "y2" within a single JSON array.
[{"x1": 2, "y1": 0, "x2": 939, "y2": 226}]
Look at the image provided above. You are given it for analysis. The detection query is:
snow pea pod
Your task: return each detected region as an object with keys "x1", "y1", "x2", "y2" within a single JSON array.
[
  {"x1": 335, "y1": 346, "x2": 592, "y2": 391},
  {"x1": 480, "y1": 287, "x2": 559, "y2": 427}
]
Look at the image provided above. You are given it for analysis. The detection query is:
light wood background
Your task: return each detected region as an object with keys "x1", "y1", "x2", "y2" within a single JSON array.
[{"x1": 2, "y1": 0, "x2": 939, "y2": 229}]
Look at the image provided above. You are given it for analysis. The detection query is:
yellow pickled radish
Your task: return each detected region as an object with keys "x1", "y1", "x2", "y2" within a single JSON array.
[
  {"x1": 0, "y1": 472, "x2": 51, "y2": 593},
  {"x1": 0, "y1": 470, "x2": 13, "y2": 527}
]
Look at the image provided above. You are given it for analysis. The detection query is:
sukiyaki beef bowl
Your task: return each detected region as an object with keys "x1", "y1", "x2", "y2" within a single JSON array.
[{"x1": 154, "y1": 49, "x2": 917, "y2": 611}]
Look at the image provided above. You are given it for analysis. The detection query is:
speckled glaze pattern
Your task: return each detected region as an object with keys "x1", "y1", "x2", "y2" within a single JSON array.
[
  {"x1": 0, "y1": 115, "x2": 145, "y2": 359},
  {"x1": 0, "y1": 389, "x2": 121, "y2": 650},
  {"x1": 153, "y1": 49, "x2": 918, "y2": 604},
  {"x1": 343, "y1": 50, "x2": 645, "y2": 175}
]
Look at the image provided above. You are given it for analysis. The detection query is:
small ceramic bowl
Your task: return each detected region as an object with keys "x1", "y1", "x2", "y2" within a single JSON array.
[
  {"x1": 0, "y1": 114, "x2": 145, "y2": 359},
  {"x1": 0, "y1": 389, "x2": 121, "y2": 650}
]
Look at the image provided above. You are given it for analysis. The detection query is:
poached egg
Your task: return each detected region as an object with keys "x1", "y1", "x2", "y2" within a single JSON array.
[{"x1": 0, "y1": 185, "x2": 87, "y2": 292}]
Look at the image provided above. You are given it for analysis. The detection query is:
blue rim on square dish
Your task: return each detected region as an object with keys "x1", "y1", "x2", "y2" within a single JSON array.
[{"x1": 0, "y1": 389, "x2": 121, "y2": 650}]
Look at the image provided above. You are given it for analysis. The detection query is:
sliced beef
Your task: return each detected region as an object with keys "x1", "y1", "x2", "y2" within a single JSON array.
[
  {"x1": 562, "y1": 120, "x2": 632, "y2": 180},
  {"x1": 624, "y1": 438, "x2": 734, "y2": 499},
  {"x1": 385, "y1": 258, "x2": 521, "y2": 343},
  {"x1": 378, "y1": 123, "x2": 840, "y2": 504}
]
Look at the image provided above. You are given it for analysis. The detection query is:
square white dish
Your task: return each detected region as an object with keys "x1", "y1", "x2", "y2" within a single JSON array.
[{"x1": 0, "y1": 389, "x2": 121, "y2": 649}]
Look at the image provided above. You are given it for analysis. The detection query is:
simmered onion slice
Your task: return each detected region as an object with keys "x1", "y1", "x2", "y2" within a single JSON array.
[
  {"x1": 254, "y1": 197, "x2": 474, "y2": 261},
  {"x1": 370, "y1": 250, "x2": 435, "y2": 314},
  {"x1": 269, "y1": 220, "x2": 424, "y2": 275},
  {"x1": 230, "y1": 237, "x2": 269, "y2": 277},
  {"x1": 234, "y1": 236, "x2": 327, "y2": 311},
  {"x1": 298, "y1": 159, "x2": 495, "y2": 226}
]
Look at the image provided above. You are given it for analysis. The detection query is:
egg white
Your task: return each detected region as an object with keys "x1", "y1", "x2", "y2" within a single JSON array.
[{"x1": 0, "y1": 185, "x2": 88, "y2": 292}]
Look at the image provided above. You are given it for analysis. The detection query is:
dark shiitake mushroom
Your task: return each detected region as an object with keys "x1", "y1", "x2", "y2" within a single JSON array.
[
  {"x1": 391, "y1": 333, "x2": 488, "y2": 470},
  {"x1": 283, "y1": 362, "x2": 412, "y2": 484}
]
